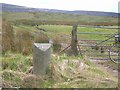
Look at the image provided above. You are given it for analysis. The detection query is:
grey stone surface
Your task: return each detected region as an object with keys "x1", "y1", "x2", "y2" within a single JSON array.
[{"x1": 33, "y1": 43, "x2": 51, "y2": 75}]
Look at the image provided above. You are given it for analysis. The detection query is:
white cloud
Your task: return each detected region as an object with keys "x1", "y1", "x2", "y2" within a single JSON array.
[{"x1": 0, "y1": 0, "x2": 119, "y2": 12}]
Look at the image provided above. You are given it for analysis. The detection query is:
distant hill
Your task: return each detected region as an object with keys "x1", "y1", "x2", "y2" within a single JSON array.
[{"x1": 1, "y1": 3, "x2": 119, "y2": 18}]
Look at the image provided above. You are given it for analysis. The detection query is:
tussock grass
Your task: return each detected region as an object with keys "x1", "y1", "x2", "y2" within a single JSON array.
[
  {"x1": 2, "y1": 19, "x2": 15, "y2": 54},
  {"x1": 52, "y1": 35, "x2": 62, "y2": 53},
  {"x1": 34, "y1": 31, "x2": 49, "y2": 43},
  {"x1": 15, "y1": 30, "x2": 33, "y2": 55},
  {"x1": 1, "y1": 52, "x2": 118, "y2": 88},
  {"x1": 2, "y1": 52, "x2": 32, "y2": 72}
]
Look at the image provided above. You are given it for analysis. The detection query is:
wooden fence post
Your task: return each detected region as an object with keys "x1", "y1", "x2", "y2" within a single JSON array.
[
  {"x1": 71, "y1": 24, "x2": 78, "y2": 56},
  {"x1": 33, "y1": 43, "x2": 51, "y2": 75}
]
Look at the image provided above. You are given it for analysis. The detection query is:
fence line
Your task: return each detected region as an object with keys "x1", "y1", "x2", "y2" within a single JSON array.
[
  {"x1": 76, "y1": 26, "x2": 117, "y2": 60},
  {"x1": 77, "y1": 32, "x2": 114, "y2": 35}
]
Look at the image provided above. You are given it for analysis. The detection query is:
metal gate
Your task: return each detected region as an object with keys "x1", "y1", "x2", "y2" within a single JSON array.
[{"x1": 77, "y1": 26, "x2": 118, "y2": 60}]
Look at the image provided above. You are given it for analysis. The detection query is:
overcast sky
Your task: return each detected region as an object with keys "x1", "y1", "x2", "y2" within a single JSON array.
[{"x1": 1, "y1": 0, "x2": 119, "y2": 13}]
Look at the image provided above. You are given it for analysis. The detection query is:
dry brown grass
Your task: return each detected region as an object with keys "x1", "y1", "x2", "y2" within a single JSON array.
[
  {"x1": 2, "y1": 19, "x2": 51, "y2": 55},
  {"x1": 15, "y1": 30, "x2": 33, "y2": 55},
  {"x1": 34, "y1": 31, "x2": 49, "y2": 43},
  {"x1": 2, "y1": 19, "x2": 15, "y2": 54},
  {"x1": 52, "y1": 35, "x2": 62, "y2": 53}
]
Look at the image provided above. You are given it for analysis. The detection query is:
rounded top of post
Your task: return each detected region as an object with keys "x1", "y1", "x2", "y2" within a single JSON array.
[
  {"x1": 34, "y1": 43, "x2": 51, "y2": 51},
  {"x1": 115, "y1": 34, "x2": 119, "y2": 38}
]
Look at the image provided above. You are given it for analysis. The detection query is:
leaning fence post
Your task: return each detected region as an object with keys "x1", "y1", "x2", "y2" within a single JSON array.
[{"x1": 33, "y1": 43, "x2": 51, "y2": 75}]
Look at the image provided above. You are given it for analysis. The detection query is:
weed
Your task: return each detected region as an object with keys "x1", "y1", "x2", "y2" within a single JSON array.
[{"x1": 57, "y1": 53, "x2": 69, "y2": 61}]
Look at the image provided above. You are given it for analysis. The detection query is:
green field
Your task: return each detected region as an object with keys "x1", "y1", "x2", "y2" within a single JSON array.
[
  {"x1": 13, "y1": 25, "x2": 117, "y2": 39},
  {"x1": 12, "y1": 24, "x2": 117, "y2": 45},
  {"x1": 2, "y1": 12, "x2": 118, "y2": 25}
]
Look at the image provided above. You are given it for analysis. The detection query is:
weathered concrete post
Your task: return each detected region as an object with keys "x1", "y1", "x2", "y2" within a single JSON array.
[{"x1": 33, "y1": 43, "x2": 51, "y2": 75}]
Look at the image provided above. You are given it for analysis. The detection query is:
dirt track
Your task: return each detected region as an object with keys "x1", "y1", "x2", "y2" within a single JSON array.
[{"x1": 91, "y1": 60, "x2": 118, "y2": 77}]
